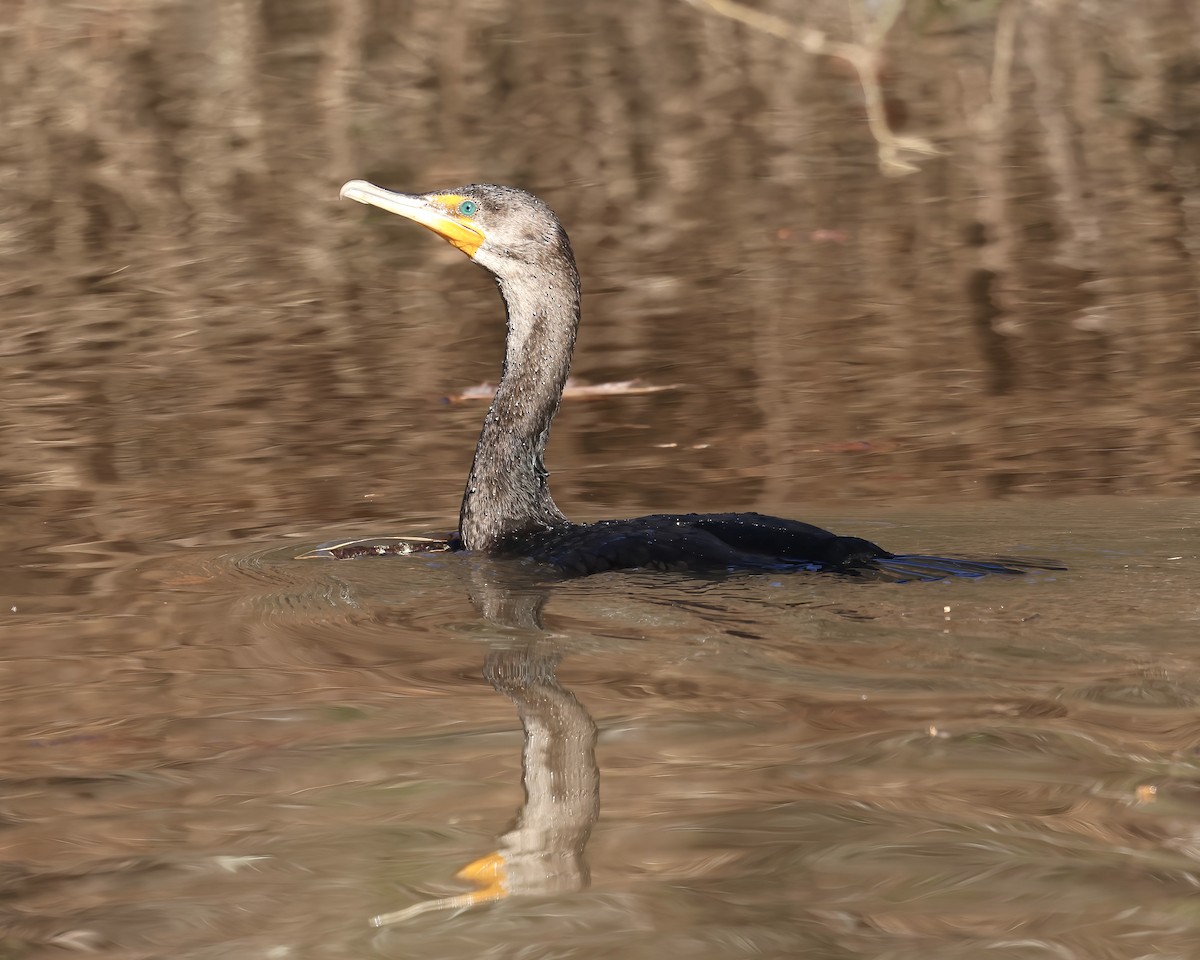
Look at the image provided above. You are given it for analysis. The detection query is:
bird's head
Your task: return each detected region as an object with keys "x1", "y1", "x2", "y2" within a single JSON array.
[{"x1": 339, "y1": 180, "x2": 575, "y2": 281}]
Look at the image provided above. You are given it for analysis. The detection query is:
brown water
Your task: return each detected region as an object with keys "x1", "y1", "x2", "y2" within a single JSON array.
[
  {"x1": 5, "y1": 496, "x2": 1200, "y2": 959},
  {"x1": 5, "y1": 1, "x2": 1200, "y2": 956}
]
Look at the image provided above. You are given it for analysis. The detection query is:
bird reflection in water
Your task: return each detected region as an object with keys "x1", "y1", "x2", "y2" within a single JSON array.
[
  {"x1": 319, "y1": 175, "x2": 1062, "y2": 924},
  {"x1": 371, "y1": 569, "x2": 598, "y2": 928}
]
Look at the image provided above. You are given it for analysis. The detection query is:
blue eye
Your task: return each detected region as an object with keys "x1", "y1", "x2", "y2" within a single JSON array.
[{"x1": 458, "y1": 199, "x2": 479, "y2": 216}]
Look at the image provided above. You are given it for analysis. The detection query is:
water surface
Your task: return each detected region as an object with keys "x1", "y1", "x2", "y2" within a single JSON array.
[
  {"x1": 5, "y1": 499, "x2": 1198, "y2": 959},
  {"x1": 4, "y1": 3, "x2": 1199, "y2": 954}
]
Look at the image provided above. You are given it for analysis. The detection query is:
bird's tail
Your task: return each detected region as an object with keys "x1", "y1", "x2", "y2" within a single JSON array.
[{"x1": 869, "y1": 554, "x2": 1065, "y2": 582}]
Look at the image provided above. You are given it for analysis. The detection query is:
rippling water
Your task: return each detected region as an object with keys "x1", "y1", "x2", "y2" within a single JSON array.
[
  {"x1": 4, "y1": 499, "x2": 1199, "y2": 959},
  {"x1": 5, "y1": 2, "x2": 1199, "y2": 954}
]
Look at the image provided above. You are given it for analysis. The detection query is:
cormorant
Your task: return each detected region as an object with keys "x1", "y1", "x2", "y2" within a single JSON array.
[{"x1": 336, "y1": 180, "x2": 1055, "y2": 581}]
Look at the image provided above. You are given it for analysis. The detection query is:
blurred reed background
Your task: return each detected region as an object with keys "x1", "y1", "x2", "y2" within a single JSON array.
[{"x1": 1, "y1": 0, "x2": 1198, "y2": 547}]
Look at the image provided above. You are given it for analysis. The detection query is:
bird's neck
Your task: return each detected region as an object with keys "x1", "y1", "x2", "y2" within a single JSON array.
[{"x1": 459, "y1": 267, "x2": 580, "y2": 551}]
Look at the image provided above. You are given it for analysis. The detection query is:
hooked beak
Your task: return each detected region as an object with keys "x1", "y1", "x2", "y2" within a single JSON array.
[{"x1": 339, "y1": 180, "x2": 485, "y2": 258}]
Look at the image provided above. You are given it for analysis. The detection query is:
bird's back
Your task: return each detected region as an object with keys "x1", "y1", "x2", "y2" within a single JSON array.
[
  {"x1": 503, "y1": 512, "x2": 1054, "y2": 581},
  {"x1": 503, "y1": 512, "x2": 885, "y2": 577}
]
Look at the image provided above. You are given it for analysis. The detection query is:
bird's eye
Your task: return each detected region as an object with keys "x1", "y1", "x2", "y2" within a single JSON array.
[{"x1": 458, "y1": 199, "x2": 479, "y2": 216}]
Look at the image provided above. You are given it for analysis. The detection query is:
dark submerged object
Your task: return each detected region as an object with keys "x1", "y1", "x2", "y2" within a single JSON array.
[{"x1": 335, "y1": 180, "x2": 1058, "y2": 581}]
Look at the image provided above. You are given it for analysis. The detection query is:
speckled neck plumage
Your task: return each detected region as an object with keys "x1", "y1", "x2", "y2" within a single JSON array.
[{"x1": 459, "y1": 241, "x2": 581, "y2": 551}]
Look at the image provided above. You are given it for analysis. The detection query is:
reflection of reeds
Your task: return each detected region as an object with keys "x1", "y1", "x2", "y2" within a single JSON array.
[{"x1": 2, "y1": 0, "x2": 1198, "y2": 547}]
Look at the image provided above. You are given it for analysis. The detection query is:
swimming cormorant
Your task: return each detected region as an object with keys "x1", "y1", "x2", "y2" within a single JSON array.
[{"x1": 337, "y1": 180, "x2": 1053, "y2": 581}]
